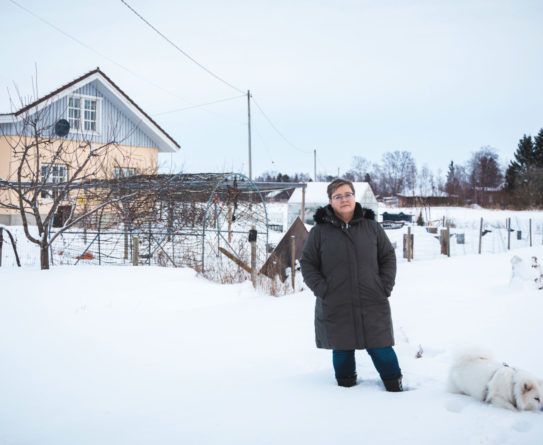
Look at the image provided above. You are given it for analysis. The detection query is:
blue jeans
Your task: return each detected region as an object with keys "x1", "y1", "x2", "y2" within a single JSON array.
[{"x1": 333, "y1": 347, "x2": 401, "y2": 380}]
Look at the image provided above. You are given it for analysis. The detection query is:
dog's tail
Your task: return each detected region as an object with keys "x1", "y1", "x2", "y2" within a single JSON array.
[{"x1": 450, "y1": 348, "x2": 494, "y2": 366}]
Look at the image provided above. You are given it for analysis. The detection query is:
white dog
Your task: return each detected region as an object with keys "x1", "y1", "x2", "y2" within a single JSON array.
[{"x1": 448, "y1": 354, "x2": 543, "y2": 411}]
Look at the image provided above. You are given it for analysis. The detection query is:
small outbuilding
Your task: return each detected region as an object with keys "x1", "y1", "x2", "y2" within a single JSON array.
[{"x1": 287, "y1": 181, "x2": 378, "y2": 225}]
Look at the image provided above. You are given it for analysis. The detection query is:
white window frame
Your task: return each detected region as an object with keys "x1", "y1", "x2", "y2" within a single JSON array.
[
  {"x1": 67, "y1": 94, "x2": 102, "y2": 135},
  {"x1": 41, "y1": 163, "x2": 68, "y2": 200},
  {"x1": 113, "y1": 167, "x2": 136, "y2": 179}
]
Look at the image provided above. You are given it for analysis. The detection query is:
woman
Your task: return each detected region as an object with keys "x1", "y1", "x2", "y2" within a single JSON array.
[{"x1": 300, "y1": 178, "x2": 403, "y2": 391}]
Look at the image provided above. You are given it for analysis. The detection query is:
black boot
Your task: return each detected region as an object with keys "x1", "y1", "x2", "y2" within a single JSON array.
[
  {"x1": 336, "y1": 374, "x2": 357, "y2": 387},
  {"x1": 382, "y1": 375, "x2": 403, "y2": 392}
]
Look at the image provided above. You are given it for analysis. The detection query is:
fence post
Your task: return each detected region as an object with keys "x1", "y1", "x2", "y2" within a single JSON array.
[
  {"x1": 301, "y1": 186, "x2": 306, "y2": 224},
  {"x1": 133, "y1": 236, "x2": 139, "y2": 266},
  {"x1": 440, "y1": 228, "x2": 450, "y2": 256},
  {"x1": 478, "y1": 217, "x2": 483, "y2": 254},
  {"x1": 98, "y1": 227, "x2": 101, "y2": 265},
  {"x1": 290, "y1": 235, "x2": 296, "y2": 290},
  {"x1": 0, "y1": 228, "x2": 3, "y2": 267},
  {"x1": 403, "y1": 226, "x2": 413, "y2": 262},
  {"x1": 529, "y1": 219, "x2": 532, "y2": 247},
  {"x1": 249, "y1": 225, "x2": 257, "y2": 287},
  {"x1": 507, "y1": 217, "x2": 511, "y2": 250},
  {"x1": 408, "y1": 226, "x2": 413, "y2": 262},
  {"x1": 148, "y1": 220, "x2": 152, "y2": 265},
  {"x1": 448, "y1": 222, "x2": 451, "y2": 257}
]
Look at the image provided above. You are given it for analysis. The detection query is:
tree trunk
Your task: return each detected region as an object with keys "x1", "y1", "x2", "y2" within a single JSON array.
[{"x1": 40, "y1": 244, "x2": 50, "y2": 270}]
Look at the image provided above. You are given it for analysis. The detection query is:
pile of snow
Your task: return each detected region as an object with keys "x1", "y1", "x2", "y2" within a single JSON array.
[{"x1": 1, "y1": 245, "x2": 543, "y2": 444}]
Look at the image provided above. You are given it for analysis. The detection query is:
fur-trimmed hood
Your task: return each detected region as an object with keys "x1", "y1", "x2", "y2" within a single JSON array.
[{"x1": 313, "y1": 202, "x2": 375, "y2": 225}]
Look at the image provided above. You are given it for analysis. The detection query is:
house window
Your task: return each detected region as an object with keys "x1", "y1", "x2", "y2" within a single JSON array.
[
  {"x1": 41, "y1": 163, "x2": 68, "y2": 199},
  {"x1": 67, "y1": 95, "x2": 100, "y2": 133},
  {"x1": 84, "y1": 99, "x2": 97, "y2": 131},
  {"x1": 68, "y1": 97, "x2": 81, "y2": 130},
  {"x1": 113, "y1": 167, "x2": 136, "y2": 178}
]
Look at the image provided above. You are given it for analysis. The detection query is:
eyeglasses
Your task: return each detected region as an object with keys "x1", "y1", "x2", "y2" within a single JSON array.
[{"x1": 331, "y1": 192, "x2": 355, "y2": 201}]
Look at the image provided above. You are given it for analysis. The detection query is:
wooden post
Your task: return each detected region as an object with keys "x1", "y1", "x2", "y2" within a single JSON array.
[
  {"x1": 448, "y1": 225, "x2": 451, "y2": 256},
  {"x1": 507, "y1": 217, "x2": 511, "y2": 250},
  {"x1": 148, "y1": 220, "x2": 152, "y2": 264},
  {"x1": 301, "y1": 186, "x2": 306, "y2": 224},
  {"x1": 290, "y1": 235, "x2": 296, "y2": 290},
  {"x1": 227, "y1": 205, "x2": 233, "y2": 243},
  {"x1": 440, "y1": 229, "x2": 449, "y2": 255},
  {"x1": 408, "y1": 226, "x2": 412, "y2": 262},
  {"x1": 218, "y1": 247, "x2": 251, "y2": 273},
  {"x1": 250, "y1": 225, "x2": 257, "y2": 287},
  {"x1": 124, "y1": 231, "x2": 129, "y2": 261},
  {"x1": 403, "y1": 227, "x2": 413, "y2": 262},
  {"x1": 529, "y1": 219, "x2": 532, "y2": 247},
  {"x1": 133, "y1": 237, "x2": 139, "y2": 266},
  {"x1": 0, "y1": 228, "x2": 3, "y2": 267},
  {"x1": 478, "y1": 217, "x2": 483, "y2": 254}
]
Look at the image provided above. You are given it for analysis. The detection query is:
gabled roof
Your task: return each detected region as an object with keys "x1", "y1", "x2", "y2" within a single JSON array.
[{"x1": 0, "y1": 68, "x2": 180, "y2": 153}]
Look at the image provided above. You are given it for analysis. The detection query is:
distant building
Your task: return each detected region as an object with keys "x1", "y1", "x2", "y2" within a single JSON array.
[{"x1": 396, "y1": 185, "x2": 450, "y2": 207}]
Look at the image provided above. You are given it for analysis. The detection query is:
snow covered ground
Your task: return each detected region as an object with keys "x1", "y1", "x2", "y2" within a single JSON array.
[{"x1": 1, "y1": 243, "x2": 543, "y2": 444}]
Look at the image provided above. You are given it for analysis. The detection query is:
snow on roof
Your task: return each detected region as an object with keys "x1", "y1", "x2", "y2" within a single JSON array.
[
  {"x1": 397, "y1": 186, "x2": 448, "y2": 198},
  {"x1": 289, "y1": 182, "x2": 375, "y2": 204}
]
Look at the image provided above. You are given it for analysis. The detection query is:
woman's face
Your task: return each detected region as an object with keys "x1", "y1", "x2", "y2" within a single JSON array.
[{"x1": 329, "y1": 184, "x2": 356, "y2": 222}]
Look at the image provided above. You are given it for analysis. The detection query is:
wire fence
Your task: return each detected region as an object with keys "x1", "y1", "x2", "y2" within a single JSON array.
[
  {"x1": 386, "y1": 217, "x2": 543, "y2": 263},
  {"x1": 2, "y1": 216, "x2": 543, "y2": 271}
]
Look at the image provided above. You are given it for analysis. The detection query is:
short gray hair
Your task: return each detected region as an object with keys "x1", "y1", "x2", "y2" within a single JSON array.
[{"x1": 327, "y1": 178, "x2": 355, "y2": 199}]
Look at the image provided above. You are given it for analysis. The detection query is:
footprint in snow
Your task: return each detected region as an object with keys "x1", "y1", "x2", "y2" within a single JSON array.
[
  {"x1": 512, "y1": 421, "x2": 531, "y2": 433},
  {"x1": 445, "y1": 397, "x2": 469, "y2": 413}
]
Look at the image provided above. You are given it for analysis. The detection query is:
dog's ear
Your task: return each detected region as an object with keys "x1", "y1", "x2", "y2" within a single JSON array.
[{"x1": 523, "y1": 382, "x2": 534, "y2": 393}]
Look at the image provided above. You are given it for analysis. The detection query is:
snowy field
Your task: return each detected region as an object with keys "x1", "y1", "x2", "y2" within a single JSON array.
[{"x1": 1, "y1": 244, "x2": 543, "y2": 444}]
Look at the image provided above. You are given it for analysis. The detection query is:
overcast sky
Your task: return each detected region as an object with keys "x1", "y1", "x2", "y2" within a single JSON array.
[{"x1": 2, "y1": 0, "x2": 543, "y2": 179}]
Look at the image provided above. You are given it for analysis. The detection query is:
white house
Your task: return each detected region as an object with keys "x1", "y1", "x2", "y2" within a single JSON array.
[{"x1": 287, "y1": 182, "x2": 378, "y2": 226}]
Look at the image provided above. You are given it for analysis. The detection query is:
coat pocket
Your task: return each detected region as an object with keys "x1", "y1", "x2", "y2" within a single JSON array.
[{"x1": 374, "y1": 275, "x2": 388, "y2": 297}]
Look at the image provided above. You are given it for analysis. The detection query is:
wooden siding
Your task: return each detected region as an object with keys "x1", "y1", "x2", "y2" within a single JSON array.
[{"x1": 1, "y1": 80, "x2": 159, "y2": 150}]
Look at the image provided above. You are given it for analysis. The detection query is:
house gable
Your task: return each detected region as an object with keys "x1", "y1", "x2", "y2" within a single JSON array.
[{"x1": 0, "y1": 69, "x2": 180, "y2": 153}]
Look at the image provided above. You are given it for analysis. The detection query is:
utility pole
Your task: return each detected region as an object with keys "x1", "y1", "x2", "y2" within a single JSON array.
[
  {"x1": 314, "y1": 149, "x2": 317, "y2": 181},
  {"x1": 247, "y1": 90, "x2": 252, "y2": 180}
]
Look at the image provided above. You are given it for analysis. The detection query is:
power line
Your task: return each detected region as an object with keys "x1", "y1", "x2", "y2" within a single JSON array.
[
  {"x1": 7, "y1": 0, "x2": 249, "y2": 127},
  {"x1": 154, "y1": 94, "x2": 245, "y2": 116},
  {"x1": 121, "y1": 0, "x2": 245, "y2": 95},
  {"x1": 251, "y1": 97, "x2": 312, "y2": 154},
  {"x1": 7, "y1": 0, "x2": 184, "y2": 101}
]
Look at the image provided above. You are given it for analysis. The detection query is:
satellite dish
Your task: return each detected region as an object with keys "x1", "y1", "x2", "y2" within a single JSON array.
[{"x1": 55, "y1": 119, "x2": 70, "y2": 137}]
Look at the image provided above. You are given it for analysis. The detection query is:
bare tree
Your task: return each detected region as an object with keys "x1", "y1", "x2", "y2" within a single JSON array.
[
  {"x1": 468, "y1": 146, "x2": 503, "y2": 206},
  {"x1": 0, "y1": 92, "x2": 137, "y2": 269},
  {"x1": 375, "y1": 151, "x2": 417, "y2": 196},
  {"x1": 345, "y1": 156, "x2": 372, "y2": 181}
]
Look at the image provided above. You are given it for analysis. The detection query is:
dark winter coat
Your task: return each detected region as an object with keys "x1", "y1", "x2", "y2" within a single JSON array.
[{"x1": 300, "y1": 203, "x2": 397, "y2": 350}]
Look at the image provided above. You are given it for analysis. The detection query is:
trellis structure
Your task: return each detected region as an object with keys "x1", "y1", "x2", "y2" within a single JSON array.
[{"x1": 9, "y1": 172, "x2": 306, "y2": 281}]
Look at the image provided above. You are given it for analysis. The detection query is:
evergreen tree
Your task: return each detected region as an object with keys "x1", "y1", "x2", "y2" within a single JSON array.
[
  {"x1": 445, "y1": 161, "x2": 458, "y2": 195},
  {"x1": 515, "y1": 135, "x2": 536, "y2": 169},
  {"x1": 533, "y1": 128, "x2": 543, "y2": 168},
  {"x1": 504, "y1": 132, "x2": 543, "y2": 207},
  {"x1": 504, "y1": 161, "x2": 520, "y2": 191},
  {"x1": 505, "y1": 134, "x2": 535, "y2": 191}
]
